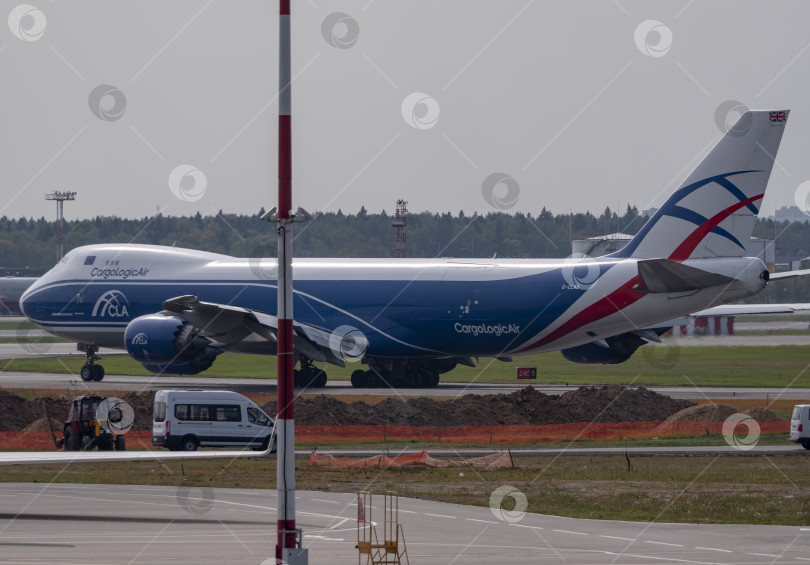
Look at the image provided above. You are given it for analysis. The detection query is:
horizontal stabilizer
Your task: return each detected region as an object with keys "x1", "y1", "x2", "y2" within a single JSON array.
[
  {"x1": 636, "y1": 259, "x2": 736, "y2": 293},
  {"x1": 768, "y1": 269, "x2": 810, "y2": 281}
]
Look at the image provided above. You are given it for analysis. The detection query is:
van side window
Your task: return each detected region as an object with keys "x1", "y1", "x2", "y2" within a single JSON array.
[
  {"x1": 191, "y1": 405, "x2": 210, "y2": 421},
  {"x1": 247, "y1": 407, "x2": 270, "y2": 426},
  {"x1": 215, "y1": 405, "x2": 241, "y2": 422},
  {"x1": 175, "y1": 404, "x2": 190, "y2": 421},
  {"x1": 154, "y1": 401, "x2": 166, "y2": 423}
]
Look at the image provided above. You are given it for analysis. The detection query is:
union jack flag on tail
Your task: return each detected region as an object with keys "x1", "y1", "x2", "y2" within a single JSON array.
[{"x1": 769, "y1": 111, "x2": 787, "y2": 123}]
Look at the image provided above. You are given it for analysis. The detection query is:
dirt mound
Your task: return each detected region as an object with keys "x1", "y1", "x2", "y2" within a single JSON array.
[
  {"x1": 1, "y1": 386, "x2": 695, "y2": 431},
  {"x1": 745, "y1": 407, "x2": 782, "y2": 423},
  {"x1": 665, "y1": 404, "x2": 737, "y2": 423},
  {"x1": 0, "y1": 391, "x2": 67, "y2": 432},
  {"x1": 22, "y1": 417, "x2": 63, "y2": 433},
  {"x1": 287, "y1": 386, "x2": 694, "y2": 427},
  {"x1": 0, "y1": 391, "x2": 154, "y2": 432},
  {"x1": 118, "y1": 392, "x2": 154, "y2": 431}
]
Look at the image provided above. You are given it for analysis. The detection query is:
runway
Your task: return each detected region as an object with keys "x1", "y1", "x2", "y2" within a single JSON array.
[
  {"x1": 0, "y1": 483, "x2": 807, "y2": 564},
  {"x1": 3, "y1": 369, "x2": 810, "y2": 400},
  {"x1": 2, "y1": 369, "x2": 810, "y2": 401}
]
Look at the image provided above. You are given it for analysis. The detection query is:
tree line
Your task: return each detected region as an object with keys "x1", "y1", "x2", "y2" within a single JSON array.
[{"x1": 1, "y1": 207, "x2": 809, "y2": 302}]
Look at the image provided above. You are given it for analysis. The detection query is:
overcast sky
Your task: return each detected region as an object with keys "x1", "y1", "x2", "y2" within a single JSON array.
[{"x1": 1, "y1": 0, "x2": 809, "y2": 224}]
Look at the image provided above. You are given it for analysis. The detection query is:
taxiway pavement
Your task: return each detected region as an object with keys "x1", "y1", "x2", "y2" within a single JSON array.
[{"x1": 0, "y1": 483, "x2": 807, "y2": 564}]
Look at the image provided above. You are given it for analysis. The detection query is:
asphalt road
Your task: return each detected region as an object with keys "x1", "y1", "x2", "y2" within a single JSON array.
[
  {"x1": 0, "y1": 483, "x2": 807, "y2": 564},
  {"x1": 2, "y1": 369, "x2": 810, "y2": 402}
]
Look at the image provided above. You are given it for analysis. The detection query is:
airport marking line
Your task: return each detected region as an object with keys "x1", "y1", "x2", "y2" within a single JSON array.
[
  {"x1": 694, "y1": 546, "x2": 732, "y2": 553},
  {"x1": 553, "y1": 529, "x2": 588, "y2": 536},
  {"x1": 621, "y1": 554, "x2": 724, "y2": 564},
  {"x1": 328, "y1": 517, "x2": 351, "y2": 529},
  {"x1": 509, "y1": 523, "x2": 543, "y2": 530},
  {"x1": 646, "y1": 541, "x2": 684, "y2": 547},
  {"x1": 466, "y1": 518, "x2": 497, "y2": 524},
  {"x1": 746, "y1": 553, "x2": 781, "y2": 558},
  {"x1": 599, "y1": 535, "x2": 635, "y2": 541},
  {"x1": 423, "y1": 513, "x2": 456, "y2": 519}
]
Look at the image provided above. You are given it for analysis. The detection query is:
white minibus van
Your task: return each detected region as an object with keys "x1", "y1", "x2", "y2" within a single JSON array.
[
  {"x1": 152, "y1": 390, "x2": 275, "y2": 451},
  {"x1": 789, "y1": 404, "x2": 810, "y2": 449}
]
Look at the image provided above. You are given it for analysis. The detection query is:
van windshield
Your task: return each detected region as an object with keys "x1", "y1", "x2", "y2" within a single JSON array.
[
  {"x1": 247, "y1": 407, "x2": 271, "y2": 426},
  {"x1": 154, "y1": 401, "x2": 166, "y2": 423}
]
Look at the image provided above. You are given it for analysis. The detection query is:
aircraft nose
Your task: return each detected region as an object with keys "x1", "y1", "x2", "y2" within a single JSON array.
[{"x1": 18, "y1": 279, "x2": 41, "y2": 320}]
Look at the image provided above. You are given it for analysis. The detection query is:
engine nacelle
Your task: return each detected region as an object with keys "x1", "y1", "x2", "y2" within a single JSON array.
[
  {"x1": 124, "y1": 314, "x2": 221, "y2": 375},
  {"x1": 561, "y1": 332, "x2": 648, "y2": 364}
]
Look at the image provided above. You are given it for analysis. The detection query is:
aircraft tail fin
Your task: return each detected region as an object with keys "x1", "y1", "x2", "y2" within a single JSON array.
[{"x1": 612, "y1": 110, "x2": 788, "y2": 261}]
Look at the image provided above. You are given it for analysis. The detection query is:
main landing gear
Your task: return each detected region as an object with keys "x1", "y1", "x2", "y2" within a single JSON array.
[
  {"x1": 78, "y1": 344, "x2": 105, "y2": 382},
  {"x1": 350, "y1": 360, "x2": 440, "y2": 389},
  {"x1": 293, "y1": 355, "x2": 327, "y2": 388}
]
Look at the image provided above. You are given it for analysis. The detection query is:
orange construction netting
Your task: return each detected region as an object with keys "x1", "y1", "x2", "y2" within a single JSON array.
[
  {"x1": 309, "y1": 449, "x2": 514, "y2": 470},
  {"x1": 294, "y1": 421, "x2": 790, "y2": 445},
  {"x1": 0, "y1": 422, "x2": 790, "y2": 451}
]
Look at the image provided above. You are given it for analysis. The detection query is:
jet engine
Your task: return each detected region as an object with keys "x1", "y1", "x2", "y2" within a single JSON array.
[
  {"x1": 124, "y1": 314, "x2": 221, "y2": 375},
  {"x1": 560, "y1": 332, "x2": 650, "y2": 364}
]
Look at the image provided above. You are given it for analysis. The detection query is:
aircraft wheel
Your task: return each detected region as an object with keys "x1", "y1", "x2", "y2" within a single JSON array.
[
  {"x1": 313, "y1": 371, "x2": 327, "y2": 388},
  {"x1": 431, "y1": 372, "x2": 440, "y2": 387},
  {"x1": 91, "y1": 365, "x2": 105, "y2": 381},
  {"x1": 80, "y1": 365, "x2": 93, "y2": 382},
  {"x1": 350, "y1": 369, "x2": 367, "y2": 388},
  {"x1": 404, "y1": 372, "x2": 419, "y2": 388},
  {"x1": 366, "y1": 371, "x2": 380, "y2": 388}
]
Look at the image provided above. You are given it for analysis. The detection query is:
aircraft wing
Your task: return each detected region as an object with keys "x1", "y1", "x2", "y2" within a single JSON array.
[
  {"x1": 0, "y1": 446, "x2": 273, "y2": 466},
  {"x1": 162, "y1": 295, "x2": 346, "y2": 366},
  {"x1": 690, "y1": 303, "x2": 810, "y2": 317}
]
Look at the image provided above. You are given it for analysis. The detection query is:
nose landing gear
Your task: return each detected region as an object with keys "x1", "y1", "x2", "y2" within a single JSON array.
[{"x1": 78, "y1": 344, "x2": 105, "y2": 382}]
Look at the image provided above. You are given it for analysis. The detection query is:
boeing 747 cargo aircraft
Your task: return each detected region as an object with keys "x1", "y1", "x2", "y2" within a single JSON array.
[{"x1": 20, "y1": 111, "x2": 804, "y2": 388}]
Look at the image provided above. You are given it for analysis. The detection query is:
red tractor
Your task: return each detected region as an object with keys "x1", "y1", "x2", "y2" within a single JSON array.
[{"x1": 60, "y1": 395, "x2": 126, "y2": 451}]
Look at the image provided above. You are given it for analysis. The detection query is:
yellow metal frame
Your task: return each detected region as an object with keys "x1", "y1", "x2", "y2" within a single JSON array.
[{"x1": 357, "y1": 491, "x2": 409, "y2": 565}]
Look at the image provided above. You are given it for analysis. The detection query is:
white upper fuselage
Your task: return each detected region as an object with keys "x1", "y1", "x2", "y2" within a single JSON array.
[{"x1": 20, "y1": 244, "x2": 767, "y2": 358}]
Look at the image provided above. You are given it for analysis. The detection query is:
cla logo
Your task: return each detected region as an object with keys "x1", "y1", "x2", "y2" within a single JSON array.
[
  {"x1": 131, "y1": 332, "x2": 148, "y2": 345},
  {"x1": 561, "y1": 259, "x2": 601, "y2": 290},
  {"x1": 91, "y1": 290, "x2": 130, "y2": 318}
]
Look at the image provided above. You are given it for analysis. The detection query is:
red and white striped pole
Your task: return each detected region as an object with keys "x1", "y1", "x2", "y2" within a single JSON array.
[{"x1": 276, "y1": 0, "x2": 302, "y2": 562}]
